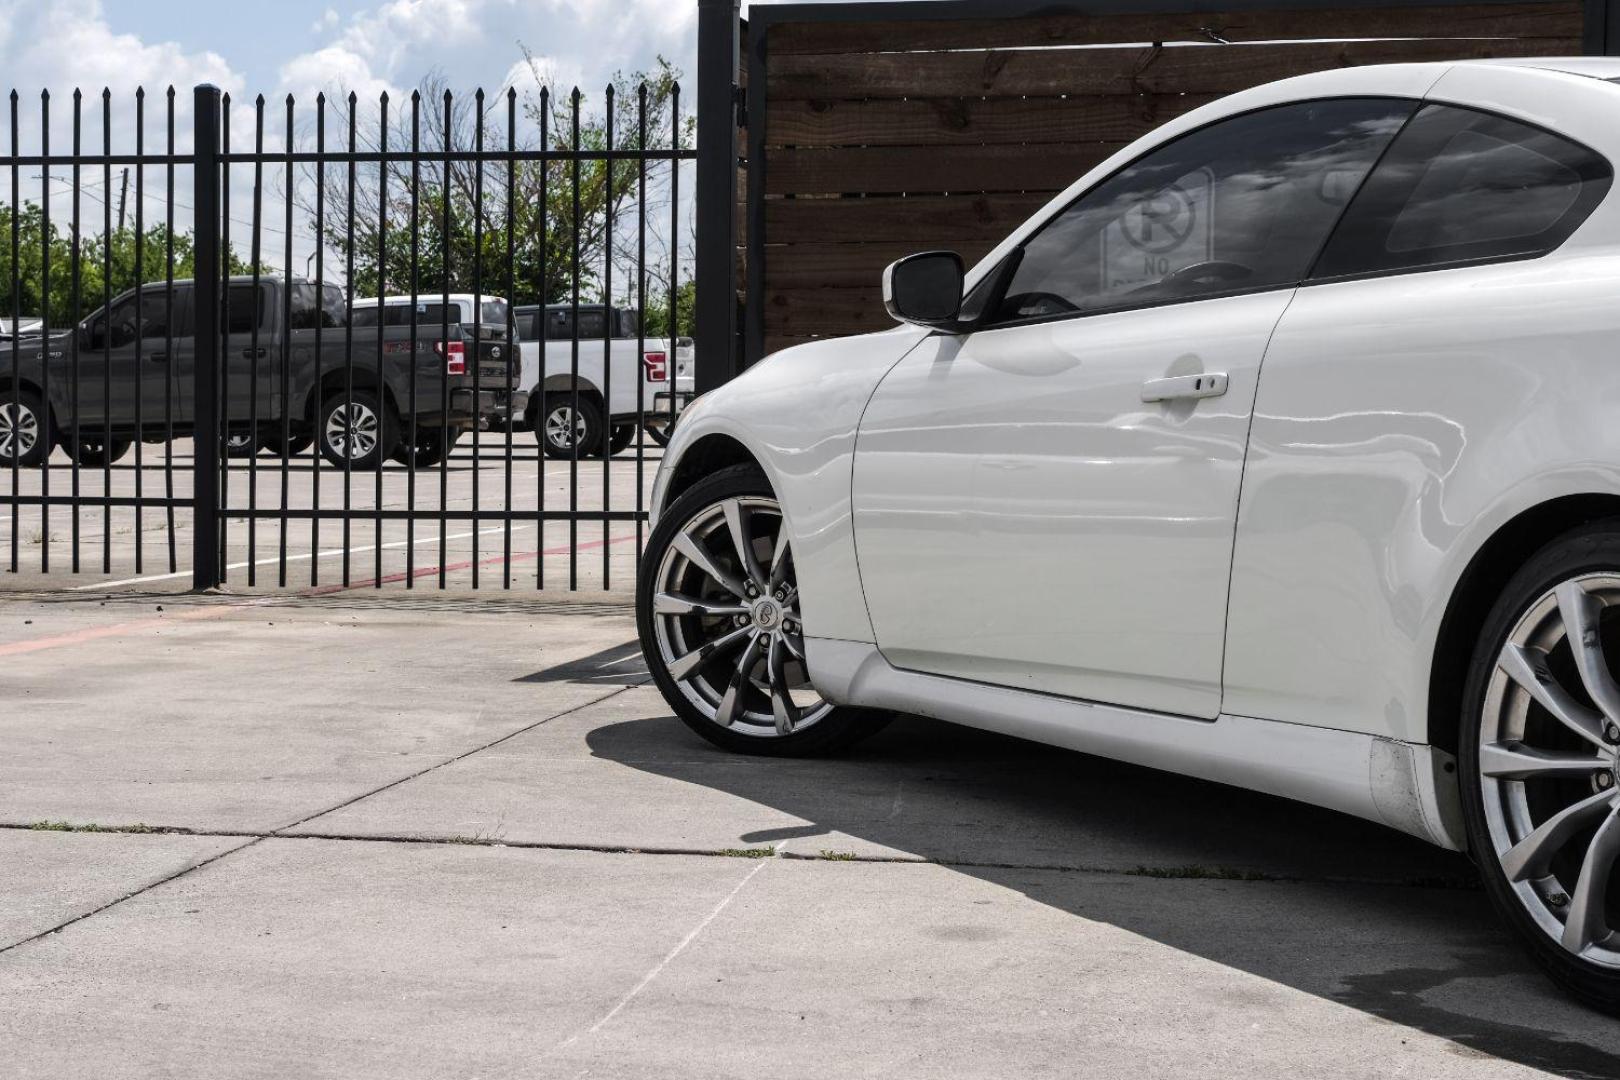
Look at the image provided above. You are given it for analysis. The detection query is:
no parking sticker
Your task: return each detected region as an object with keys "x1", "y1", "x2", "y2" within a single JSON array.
[{"x1": 1101, "y1": 167, "x2": 1215, "y2": 295}]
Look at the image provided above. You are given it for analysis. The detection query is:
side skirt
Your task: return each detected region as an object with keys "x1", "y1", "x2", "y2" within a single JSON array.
[{"x1": 806, "y1": 637, "x2": 1466, "y2": 851}]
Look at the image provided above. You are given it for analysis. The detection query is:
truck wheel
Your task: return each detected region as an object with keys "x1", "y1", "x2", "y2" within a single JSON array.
[
  {"x1": 264, "y1": 428, "x2": 314, "y2": 458},
  {"x1": 391, "y1": 426, "x2": 460, "y2": 469},
  {"x1": 645, "y1": 416, "x2": 675, "y2": 448},
  {"x1": 66, "y1": 435, "x2": 132, "y2": 467},
  {"x1": 318, "y1": 389, "x2": 395, "y2": 471},
  {"x1": 538, "y1": 393, "x2": 605, "y2": 460},
  {"x1": 607, "y1": 423, "x2": 635, "y2": 456},
  {"x1": 0, "y1": 389, "x2": 51, "y2": 468},
  {"x1": 224, "y1": 432, "x2": 262, "y2": 458}
]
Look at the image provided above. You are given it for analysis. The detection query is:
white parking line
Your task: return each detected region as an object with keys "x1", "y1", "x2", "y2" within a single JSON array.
[{"x1": 68, "y1": 523, "x2": 534, "y2": 591}]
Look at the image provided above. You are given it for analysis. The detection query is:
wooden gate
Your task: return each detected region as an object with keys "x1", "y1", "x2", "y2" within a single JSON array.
[{"x1": 732, "y1": 0, "x2": 1602, "y2": 361}]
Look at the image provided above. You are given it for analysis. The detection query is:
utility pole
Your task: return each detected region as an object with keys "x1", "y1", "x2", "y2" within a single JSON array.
[{"x1": 116, "y1": 167, "x2": 129, "y2": 231}]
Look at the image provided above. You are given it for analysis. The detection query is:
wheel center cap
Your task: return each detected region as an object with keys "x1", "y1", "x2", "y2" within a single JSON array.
[{"x1": 752, "y1": 599, "x2": 782, "y2": 631}]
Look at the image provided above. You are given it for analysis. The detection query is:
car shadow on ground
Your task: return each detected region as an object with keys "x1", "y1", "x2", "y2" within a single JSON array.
[{"x1": 586, "y1": 712, "x2": 1620, "y2": 1079}]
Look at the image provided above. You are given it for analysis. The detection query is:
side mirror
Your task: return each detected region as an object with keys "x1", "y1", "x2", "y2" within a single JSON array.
[{"x1": 883, "y1": 251, "x2": 964, "y2": 330}]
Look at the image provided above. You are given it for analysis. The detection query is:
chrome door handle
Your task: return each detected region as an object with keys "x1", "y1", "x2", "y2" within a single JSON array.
[{"x1": 1141, "y1": 372, "x2": 1229, "y2": 403}]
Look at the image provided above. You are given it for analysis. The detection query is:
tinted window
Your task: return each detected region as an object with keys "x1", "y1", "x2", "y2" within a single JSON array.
[
  {"x1": 288, "y1": 284, "x2": 345, "y2": 329},
  {"x1": 1311, "y1": 104, "x2": 1612, "y2": 279},
  {"x1": 988, "y1": 98, "x2": 1415, "y2": 324},
  {"x1": 224, "y1": 284, "x2": 266, "y2": 334},
  {"x1": 481, "y1": 300, "x2": 509, "y2": 327},
  {"x1": 90, "y1": 296, "x2": 140, "y2": 348},
  {"x1": 137, "y1": 289, "x2": 191, "y2": 339},
  {"x1": 516, "y1": 310, "x2": 540, "y2": 341},
  {"x1": 547, "y1": 308, "x2": 608, "y2": 340}
]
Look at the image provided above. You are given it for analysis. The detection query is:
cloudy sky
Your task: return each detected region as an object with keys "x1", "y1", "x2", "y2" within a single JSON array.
[
  {"x1": 0, "y1": 0, "x2": 847, "y2": 290},
  {"x1": 0, "y1": 0, "x2": 809, "y2": 105}
]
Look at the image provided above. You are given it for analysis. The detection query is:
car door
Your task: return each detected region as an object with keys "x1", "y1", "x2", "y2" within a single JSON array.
[
  {"x1": 135, "y1": 285, "x2": 192, "y2": 430},
  {"x1": 852, "y1": 97, "x2": 1415, "y2": 719},
  {"x1": 1223, "y1": 99, "x2": 1616, "y2": 733},
  {"x1": 78, "y1": 291, "x2": 142, "y2": 428},
  {"x1": 220, "y1": 282, "x2": 272, "y2": 431}
]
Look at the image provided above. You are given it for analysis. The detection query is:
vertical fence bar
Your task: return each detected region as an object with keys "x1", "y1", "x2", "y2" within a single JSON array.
[
  {"x1": 601, "y1": 84, "x2": 614, "y2": 587},
  {"x1": 375, "y1": 92, "x2": 389, "y2": 587},
  {"x1": 6, "y1": 92, "x2": 15, "y2": 576},
  {"x1": 191, "y1": 84, "x2": 222, "y2": 591},
  {"x1": 536, "y1": 87, "x2": 548, "y2": 591},
  {"x1": 131, "y1": 89, "x2": 144, "y2": 574},
  {"x1": 218, "y1": 94, "x2": 231, "y2": 581},
  {"x1": 72, "y1": 90, "x2": 84, "y2": 573},
  {"x1": 342, "y1": 92, "x2": 356, "y2": 588},
  {"x1": 569, "y1": 88, "x2": 580, "y2": 592},
  {"x1": 635, "y1": 83, "x2": 647, "y2": 565},
  {"x1": 503, "y1": 87, "x2": 515, "y2": 589},
  {"x1": 667, "y1": 83, "x2": 681, "y2": 462},
  {"x1": 247, "y1": 96, "x2": 264, "y2": 585},
  {"x1": 38, "y1": 91, "x2": 50, "y2": 574},
  {"x1": 311, "y1": 94, "x2": 326, "y2": 586},
  {"x1": 438, "y1": 90, "x2": 451, "y2": 590},
  {"x1": 696, "y1": 0, "x2": 741, "y2": 395},
  {"x1": 406, "y1": 91, "x2": 419, "y2": 588},
  {"x1": 471, "y1": 89, "x2": 484, "y2": 591},
  {"x1": 163, "y1": 88, "x2": 176, "y2": 574},
  {"x1": 100, "y1": 89, "x2": 112, "y2": 573},
  {"x1": 279, "y1": 95, "x2": 294, "y2": 586}
]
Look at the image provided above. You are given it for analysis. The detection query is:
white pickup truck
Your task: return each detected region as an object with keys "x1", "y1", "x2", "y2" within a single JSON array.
[{"x1": 513, "y1": 303, "x2": 694, "y2": 459}]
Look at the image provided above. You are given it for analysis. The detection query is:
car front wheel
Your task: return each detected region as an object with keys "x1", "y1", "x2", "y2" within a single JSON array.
[
  {"x1": 1461, "y1": 523, "x2": 1620, "y2": 1015},
  {"x1": 636, "y1": 464, "x2": 889, "y2": 757},
  {"x1": 0, "y1": 390, "x2": 51, "y2": 467}
]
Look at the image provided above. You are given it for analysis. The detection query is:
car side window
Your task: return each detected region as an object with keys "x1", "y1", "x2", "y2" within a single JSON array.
[
  {"x1": 1310, "y1": 104, "x2": 1612, "y2": 280},
  {"x1": 987, "y1": 97, "x2": 1416, "y2": 326},
  {"x1": 88, "y1": 295, "x2": 141, "y2": 349}
]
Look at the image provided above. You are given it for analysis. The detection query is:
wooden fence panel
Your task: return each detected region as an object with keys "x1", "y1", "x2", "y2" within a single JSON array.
[{"x1": 749, "y1": 0, "x2": 1591, "y2": 354}]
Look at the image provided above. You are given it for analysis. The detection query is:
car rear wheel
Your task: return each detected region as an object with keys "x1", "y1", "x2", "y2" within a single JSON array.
[
  {"x1": 318, "y1": 390, "x2": 394, "y2": 471},
  {"x1": 224, "y1": 432, "x2": 262, "y2": 458},
  {"x1": 637, "y1": 464, "x2": 889, "y2": 757},
  {"x1": 1461, "y1": 523, "x2": 1620, "y2": 1015},
  {"x1": 391, "y1": 426, "x2": 460, "y2": 469},
  {"x1": 264, "y1": 428, "x2": 314, "y2": 458},
  {"x1": 607, "y1": 423, "x2": 635, "y2": 456},
  {"x1": 0, "y1": 390, "x2": 50, "y2": 467},
  {"x1": 538, "y1": 393, "x2": 604, "y2": 460},
  {"x1": 65, "y1": 434, "x2": 132, "y2": 467}
]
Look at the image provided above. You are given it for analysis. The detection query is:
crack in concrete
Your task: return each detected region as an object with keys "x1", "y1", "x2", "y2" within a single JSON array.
[{"x1": 0, "y1": 820, "x2": 1483, "y2": 890}]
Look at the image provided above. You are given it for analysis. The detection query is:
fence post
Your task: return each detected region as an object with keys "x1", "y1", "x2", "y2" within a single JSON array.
[
  {"x1": 694, "y1": 0, "x2": 740, "y2": 393},
  {"x1": 191, "y1": 84, "x2": 221, "y2": 591}
]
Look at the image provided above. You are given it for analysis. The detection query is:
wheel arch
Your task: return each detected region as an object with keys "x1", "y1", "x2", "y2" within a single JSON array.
[
  {"x1": 1428, "y1": 492, "x2": 1620, "y2": 755},
  {"x1": 660, "y1": 432, "x2": 765, "y2": 514}
]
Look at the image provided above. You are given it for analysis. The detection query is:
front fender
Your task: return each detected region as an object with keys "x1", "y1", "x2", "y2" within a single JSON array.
[{"x1": 653, "y1": 328, "x2": 928, "y2": 644}]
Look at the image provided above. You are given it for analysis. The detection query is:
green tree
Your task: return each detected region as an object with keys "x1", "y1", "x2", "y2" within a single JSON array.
[
  {"x1": 0, "y1": 203, "x2": 253, "y2": 324},
  {"x1": 313, "y1": 57, "x2": 692, "y2": 310}
]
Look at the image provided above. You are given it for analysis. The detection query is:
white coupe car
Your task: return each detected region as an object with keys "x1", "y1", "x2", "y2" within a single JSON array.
[{"x1": 638, "y1": 57, "x2": 1620, "y2": 1012}]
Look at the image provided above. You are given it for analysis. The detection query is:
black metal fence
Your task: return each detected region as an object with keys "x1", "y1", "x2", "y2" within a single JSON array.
[{"x1": 2, "y1": 80, "x2": 696, "y2": 593}]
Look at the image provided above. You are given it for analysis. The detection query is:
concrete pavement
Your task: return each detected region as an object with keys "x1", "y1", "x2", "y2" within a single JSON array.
[{"x1": 4, "y1": 589, "x2": 1620, "y2": 1078}]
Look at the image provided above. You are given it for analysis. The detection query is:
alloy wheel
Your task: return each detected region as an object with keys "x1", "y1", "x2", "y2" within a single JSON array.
[
  {"x1": 325, "y1": 402, "x2": 380, "y2": 460},
  {"x1": 1480, "y1": 573, "x2": 1620, "y2": 965},
  {"x1": 650, "y1": 496, "x2": 831, "y2": 737},
  {"x1": 545, "y1": 405, "x2": 586, "y2": 451},
  {"x1": 0, "y1": 400, "x2": 39, "y2": 459}
]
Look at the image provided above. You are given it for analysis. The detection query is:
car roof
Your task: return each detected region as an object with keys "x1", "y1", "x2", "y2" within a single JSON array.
[{"x1": 1453, "y1": 56, "x2": 1620, "y2": 81}]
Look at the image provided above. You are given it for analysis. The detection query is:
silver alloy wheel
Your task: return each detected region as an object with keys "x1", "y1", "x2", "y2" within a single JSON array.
[
  {"x1": 1481, "y1": 573, "x2": 1620, "y2": 966},
  {"x1": 325, "y1": 401, "x2": 380, "y2": 459},
  {"x1": 0, "y1": 400, "x2": 38, "y2": 459},
  {"x1": 651, "y1": 495, "x2": 832, "y2": 737},
  {"x1": 545, "y1": 405, "x2": 586, "y2": 450}
]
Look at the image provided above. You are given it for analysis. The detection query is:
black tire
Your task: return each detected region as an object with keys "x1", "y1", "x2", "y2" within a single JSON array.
[
  {"x1": 607, "y1": 423, "x2": 635, "y2": 456},
  {"x1": 224, "y1": 432, "x2": 262, "y2": 458},
  {"x1": 0, "y1": 388, "x2": 52, "y2": 468},
  {"x1": 66, "y1": 434, "x2": 132, "y2": 467},
  {"x1": 264, "y1": 428, "x2": 313, "y2": 458},
  {"x1": 1459, "y1": 521, "x2": 1620, "y2": 1015},
  {"x1": 636, "y1": 463, "x2": 890, "y2": 757},
  {"x1": 317, "y1": 388, "x2": 395, "y2": 471},
  {"x1": 537, "y1": 392, "x2": 605, "y2": 460},
  {"x1": 645, "y1": 417, "x2": 674, "y2": 448},
  {"x1": 391, "y1": 426, "x2": 460, "y2": 469}
]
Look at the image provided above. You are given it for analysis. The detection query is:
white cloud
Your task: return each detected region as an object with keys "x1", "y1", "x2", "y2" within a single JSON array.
[{"x1": 311, "y1": 8, "x2": 341, "y2": 34}]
